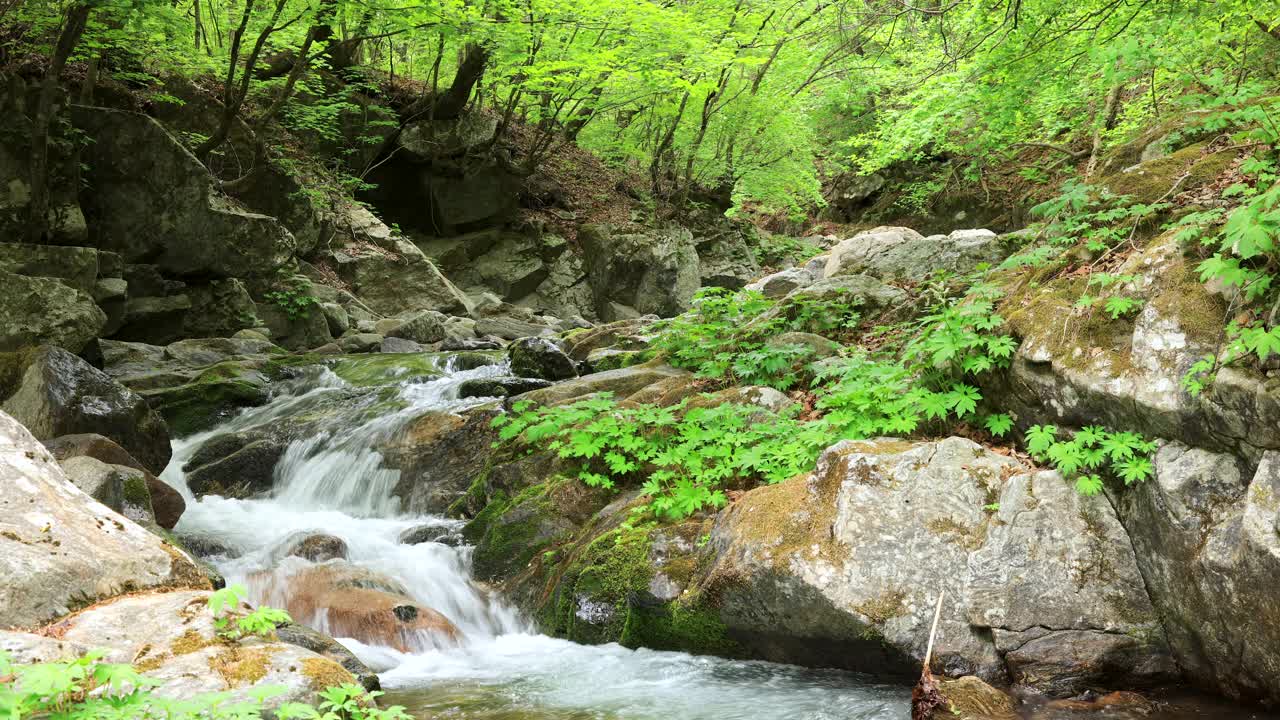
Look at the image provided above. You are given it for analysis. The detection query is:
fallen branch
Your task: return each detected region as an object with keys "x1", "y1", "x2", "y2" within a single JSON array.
[{"x1": 911, "y1": 591, "x2": 946, "y2": 720}]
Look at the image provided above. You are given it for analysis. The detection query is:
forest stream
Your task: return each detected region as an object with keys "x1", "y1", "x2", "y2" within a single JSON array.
[{"x1": 159, "y1": 355, "x2": 1278, "y2": 720}]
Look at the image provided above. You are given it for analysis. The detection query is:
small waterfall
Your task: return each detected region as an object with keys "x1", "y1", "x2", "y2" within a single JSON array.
[
  {"x1": 166, "y1": 354, "x2": 527, "y2": 654},
  {"x1": 164, "y1": 352, "x2": 913, "y2": 719}
]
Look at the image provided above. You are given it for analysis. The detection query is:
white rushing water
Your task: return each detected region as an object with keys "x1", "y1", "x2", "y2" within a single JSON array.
[{"x1": 163, "y1": 354, "x2": 909, "y2": 719}]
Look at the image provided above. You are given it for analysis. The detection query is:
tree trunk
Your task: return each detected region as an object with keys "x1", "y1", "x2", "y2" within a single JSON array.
[{"x1": 28, "y1": 2, "x2": 90, "y2": 243}]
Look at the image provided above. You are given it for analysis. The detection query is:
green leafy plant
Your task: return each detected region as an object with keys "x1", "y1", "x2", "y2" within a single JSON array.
[
  {"x1": 1102, "y1": 296, "x2": 1142, "y2": 320},
  {"x1": 209, "y1": 584, "x2": 292, "y2": 640},
  {"x1": 1025, "y1": 424, "x2": 1157, "y2": 496}
]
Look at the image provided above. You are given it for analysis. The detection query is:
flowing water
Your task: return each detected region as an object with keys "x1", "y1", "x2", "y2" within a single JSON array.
[{"x1": 162, "y1": 354, "x2": 1275, "y2": 720}]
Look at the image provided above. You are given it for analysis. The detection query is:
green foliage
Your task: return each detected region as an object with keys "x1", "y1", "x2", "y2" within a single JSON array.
[
  {"x1": 209, "y1": 584, "x2": 292, "y2": 640},
  {"x1": 493, "y1": 394, "x2": 828, "y2": 520},
  {"x1": 264, "y1": 280, "x2": 320, "y2": 322},
  {"x1": 1025, "y1": 424, "x2": 1157, "y2": 496},
  {"x1": 648, "y1": 287, "x2": 859, "y2": 390}
]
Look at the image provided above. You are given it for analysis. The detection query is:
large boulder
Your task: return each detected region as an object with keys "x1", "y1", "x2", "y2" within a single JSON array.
[
  {"x1": 699, "y1": 437, "x2": 1174, "y2": 695},
  {"x1": 0, "y1": 270, "x2": 106, "y2": 353},
  {"x1": 183, "y1": 279, "x2": 262, "y2": 338},
  {"x1": 0, "y1": 411, "x2": 208, "y2": 629},
  {"x1": 0, "y1": 242, "x2": 99, "y2": 293},
  {"x1": 988, "y1": 232, "x2": 1280, "y2": 459},
  {"x1": 513, "y1": 363, "x2": 691, "y2": 408},
  {"x1": 744, "y1": 267, "x2": 815, "y2": 298},
  {"x1": 1, "y1": 346, "x2": 172, "y2": 473},
  {"x1": 333, "y1": 239, "x2": 472, "y2": 317},
  {"x1": 72, "y1": 107, "x2": 296, "y2": 278},
  {"x1": 579, "y1": 224, "x2": 701, "y2": 321},
  {"x1": 824, "y1": 227, "x2": 1009, "y2": 282},
  {"x1": 1111, "y1": 443, "x2": 1280, "y2": 704},
  {"x1": 252, "y1": 563, "x2": 461, "y2": 652},
  {"x1": 43, "y1": 590, "x2": 359, "y2": 710}
]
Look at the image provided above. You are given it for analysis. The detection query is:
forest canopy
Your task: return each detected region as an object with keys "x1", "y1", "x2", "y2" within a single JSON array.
[{"x1": 6, "y1": 0, "x2": 1280, "y2": 217}]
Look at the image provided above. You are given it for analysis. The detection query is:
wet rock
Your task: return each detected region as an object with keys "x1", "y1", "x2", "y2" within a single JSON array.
[
  {"x1": 475, "y1": 314, "x2": 556, "y2": 340},
  {"x1": 272, "y1": 532, "x2": 349, "y2": 563},
  {"x1": 509, "y1": 337, "x2": 578, "y2": 381},
  {"x1": 926, "y1": 676, "x2": 1019, "y2": 720},
  {"x1": 258, "y1": 301, "x2": 333, "y2": 351},
  {"x1": 275, "y1": 622, "x2": 380, "y2": 691},
  {"x1": 448, "y1": 351, "x2": 502, "y2": 371},
  {"x1": 44, "y1": 432, "x2": 147, "y2": 471},
  {"x1": 258, "y1": 564, "x2": 461, "y2": 652},
  {"x1": 458, "y1": 377, "x2": 553, "y2": 399},
  {"x1": 0, "y1": 411, "x2": 208, "y2": 628},
  {"x1": 1, "y1": 346, "x2": 172, "y2": 473},
  {"x1": 583, "y1": 347, "x2": 645, "y2": 373},
  {"x1": 50, "y1": 590, "x2": 353, "y2": 711},
  {"x1": 399, "y1": 524, "x2": 464, "y2": 546},
  {"x1": 698, "y1": 437, "x2": 1172, "y2": 694},
  {"x1": 0, "y1": 270, "x2": 106, "y2": 353},
  {"x1": 184, "y1": 432, "x2": 288, "y2": 499},
  {"x1": 386, "y1": 407, "x2": 501, "y2": 514},
  {"x1": 0, "y1": 242, "x2": 99, "y2": 293}
]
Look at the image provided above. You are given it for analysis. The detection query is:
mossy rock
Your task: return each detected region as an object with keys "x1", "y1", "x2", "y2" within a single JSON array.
[
  {"x1": 1099, "y1": 142, "x2": 1236, "y2": 204},
  {"x1": 465, "y1": 482, "x2": 579, "y2": 581},
  {"x1": 142, "y1": 379, "x2": 269, "y2": 437}
]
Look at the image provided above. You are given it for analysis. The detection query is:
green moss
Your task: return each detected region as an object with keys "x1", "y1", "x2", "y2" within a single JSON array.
[
  {"x1": 0, "y1": 348, "x2": 36, "y2": 402},
  {"x1": 144, "y1": 380, "x2": 268, "y2": 437},
  {"x1": 300, "y1": 657, "x2": 356, "y2": 691},
  {"x1": 589, "y1": 350, "x2": 646, "y2": 372},
  {"x1": 328, "y1": 353, "x2": 444, "y2": 387},
  {"x1": 121, "y1": 472, "x2": 153, "y2": 512},
  {"x1": 1100, "y1": 143, "x2": 1235, "y2": 204},
  {"x1": 620, "y1": 598, "x2": 737, "y2": 656},
  {"x1": 209, "y1": 646, "x2": 274, "y2": 687},
  {"x1": 465, "y1": 482, "x2": 569, "y2": 581}
]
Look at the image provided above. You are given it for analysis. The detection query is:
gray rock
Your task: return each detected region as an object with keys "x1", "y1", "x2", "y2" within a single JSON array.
[
  {"x1": 380, "y1": 336, "x2": 425, "y2": 353},
  {"x1": 2, "y1": 346, "x2": 172, "y2": 473},
  {"x1": 258, "y1": 302, "x2": 333, "y2": 351},
  {"x1": 475, "y1": 314, "x2": 555, "y2": 340},
  {"x1": 271, "y1": 531, "x2": 349, "y2": 563},
  {"x1": 388, "y1": 310, "x2": 447, "y2": 344},
  {"x1": 116, "y1": 295, "x2": 192, "y2": 345},
  {"x1": 320, "y1": 302, "x2": 350, "y2": 337},
  {"x1": 338, "y1": 333, "x2": 383, "y2": 353},
  {"x1": 73, "y1": 107, "x2": 296, "y2": 278},
  {"x1": 702, "y1": 437, "x2": 1173, "y2": 695},
  {"x1": 745, "y1": 267, "x2": 815, "y2": 298},
  {"x1": 54, "y1": 590, "x2": 356, "y2": 710},
  {"x1": 183, "y1": 279, "x2": 261, "y2": 338},
  {"x1": 441, "y1": 337, "x2": 502, "y2": 351},
  {"x1": 458, "y1": 377, "x2": 553, "y2": 399},
  {"x1": 509, "y1": 337, "x2": 578, "y2": 381},
  {"x1": 386, "y1": 407, "x2": 502, "y2": 514},
  {"x1": 0, "y1": 242, "x2": 99, "y2": 293},
  {"x1": 0, "y1": 270, "x2": 106, "y2": 353},
  {"x1": 275, "y1": 622, "x2": 380, "y2": 692},
  {"x1": 515, "y1": 363, "x2": 691, "y2": 408},
  {"x1": 579, "y1": 224, "x2": 701, "y2": 319},
  {"x1": 184, "y1": 432, "x2": 287, "y2": 499},
  {"x1": 334, "y1": 239, "x2": 472, "y2": 317},
  {"x1": 0, "y1": 412, "x2": 208, "y2": 629},
  {"x1": 824, "y1": 227, "x2": 1008, "y2": 281},
  {"x1": 42, "y1": 434, "x2": 188, "y2": 529},
  {"x1": 1109, "y1": 443, "x2": 1280, "y2": 703},
  {"x1": 698, "y1": 232, "x2": 762, "y2": 290}
]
